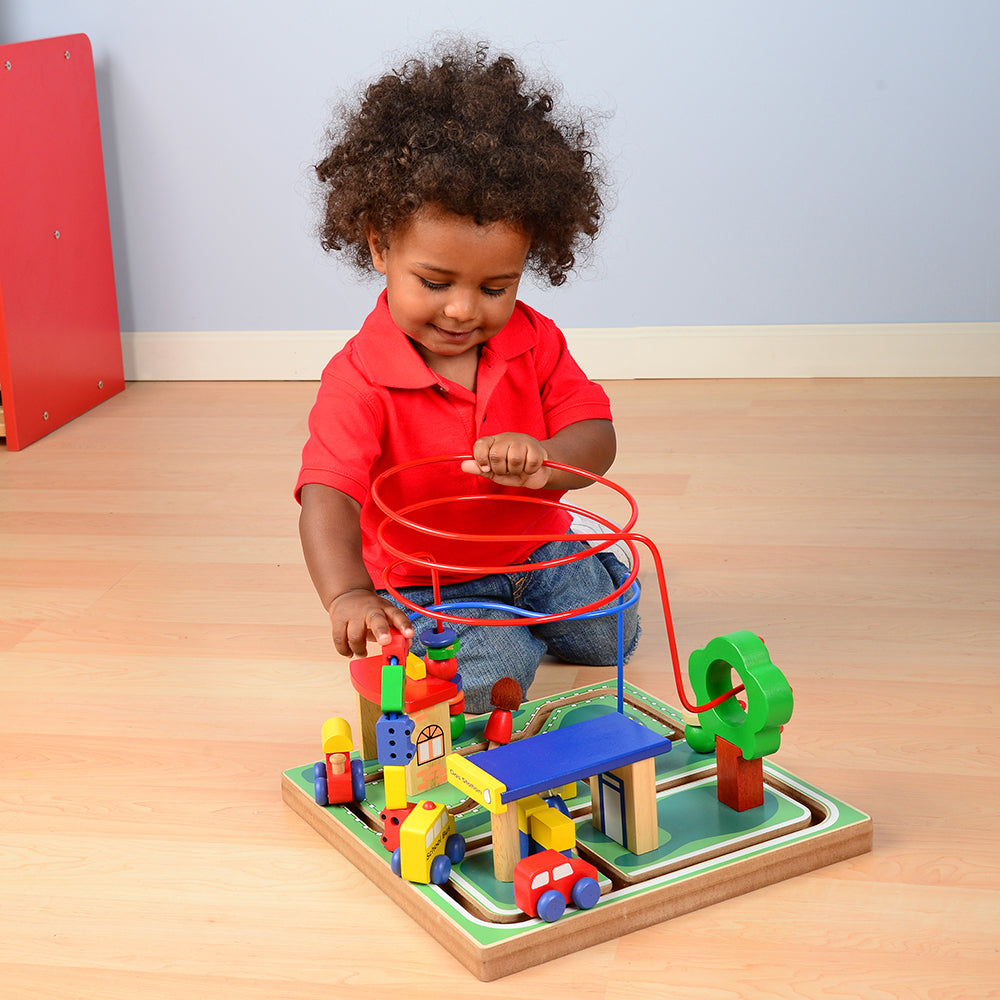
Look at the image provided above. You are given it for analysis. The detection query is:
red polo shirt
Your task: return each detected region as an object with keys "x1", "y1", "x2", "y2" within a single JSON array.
[{"x1": 296, "y1": 292, "x2": 612, "y2": 587}]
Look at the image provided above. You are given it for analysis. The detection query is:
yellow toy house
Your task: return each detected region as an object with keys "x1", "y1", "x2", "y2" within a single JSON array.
[{"x1": 349, "y1": 649, "x2": 458, "y2": 795}]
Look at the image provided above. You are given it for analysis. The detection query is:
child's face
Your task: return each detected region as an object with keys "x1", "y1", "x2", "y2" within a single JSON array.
[{"x1": 367, "y1": 204, "x2": 531, "y2": 377}]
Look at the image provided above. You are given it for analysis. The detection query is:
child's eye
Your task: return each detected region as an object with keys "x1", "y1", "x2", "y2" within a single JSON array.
[
  {"x1": 419, "y1": 277, "x2": 448, "y2": 292},
  {"x1": 418, "y1": 276, "x2": 509, "y2": 298}
]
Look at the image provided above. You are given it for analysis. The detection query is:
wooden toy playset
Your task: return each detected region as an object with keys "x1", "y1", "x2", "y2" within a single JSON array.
[{"x1": 282, "y1": 458, "x2": 872, "y2": 980}]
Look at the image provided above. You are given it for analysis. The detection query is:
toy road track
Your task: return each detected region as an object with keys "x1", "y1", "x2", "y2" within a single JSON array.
[{"x1": 281, "y1": 681, "x2": 872, "y2": 981}]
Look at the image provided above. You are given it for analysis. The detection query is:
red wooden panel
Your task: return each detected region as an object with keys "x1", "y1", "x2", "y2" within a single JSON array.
[{"x1": 0, "y1": 33, "x2": 124, "y2": 450}]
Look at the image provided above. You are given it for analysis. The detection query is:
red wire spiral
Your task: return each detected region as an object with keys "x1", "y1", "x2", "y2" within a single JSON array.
[{"x1": 370, "y1": 456, "x2": 742, "y2": 714}]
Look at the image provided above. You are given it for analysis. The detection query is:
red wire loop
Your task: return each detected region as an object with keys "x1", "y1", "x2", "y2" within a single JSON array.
[{"x1": 370, "y1": 456, "x2": 743, "y2": 714}]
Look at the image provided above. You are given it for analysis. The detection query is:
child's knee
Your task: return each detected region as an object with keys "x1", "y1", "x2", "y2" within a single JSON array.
[
  {"x1": 542, "y1": 607, "x2": 640, "y2": 667},
  {"x1": 450, "y1": 627, "x2": 547, "y2": 715}
]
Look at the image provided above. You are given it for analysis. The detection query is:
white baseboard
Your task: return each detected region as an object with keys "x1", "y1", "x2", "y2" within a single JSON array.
[{"x1": 121, "y1": 322, "x2": 1000, "y2": 380}]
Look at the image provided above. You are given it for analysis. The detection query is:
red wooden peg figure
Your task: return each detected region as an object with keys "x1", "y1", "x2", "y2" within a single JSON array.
[{"x1": 483, "y1": 677, "x2": 523, "y2": 748}]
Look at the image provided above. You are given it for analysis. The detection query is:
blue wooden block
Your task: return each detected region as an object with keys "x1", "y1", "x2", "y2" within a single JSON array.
[{"x1": 376, "y1": 712, "x2": 416, "y2": 766}]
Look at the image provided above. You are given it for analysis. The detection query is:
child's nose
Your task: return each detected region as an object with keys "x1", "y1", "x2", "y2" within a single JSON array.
[{"x1": 443, "y1": 291, "x2": 476, "y2": 324}]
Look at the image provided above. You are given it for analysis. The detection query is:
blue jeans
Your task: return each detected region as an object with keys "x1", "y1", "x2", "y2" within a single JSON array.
[{"x1": 379, "y1": 538, "x2": 640, "y2": 714}]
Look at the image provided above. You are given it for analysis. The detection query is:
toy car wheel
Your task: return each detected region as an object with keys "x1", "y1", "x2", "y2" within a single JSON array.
[
  {"x1": 312, "y1": 761, "x2": 329, "y2": 806},
  {"x1": 571, "y1": 875, "x2": 601, "y2": 910},
  {"x1": 390, "y1": 848, "x2": 402, "y2": 877},
  {"x1": 445, "y1": 833, "x2": 466, "y2": 864},
  {"x1": 429, "y1": 854, "x2": 452, "y2": 885},
  {"x1": 350, "y1": 757, "x2": 366, "y2": 802},
  {"x1": 536, "y1": 889, "x2": 566, "y2": 923}
]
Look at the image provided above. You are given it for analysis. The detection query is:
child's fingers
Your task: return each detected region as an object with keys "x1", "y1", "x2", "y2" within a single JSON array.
[
  {"x1": 494, "y1": 442, "x2": 523, "y2": 476},
  {"x1": 331, "y1": 620, "x2": 366, "y2": 658},
  {"x1": 330, "y1": 594, "x2": 415, "y2": 660},
  {"x1": 363, "y1": 608, "x2": 395, "y2": 648},
  {"x1": 470, "y1": 437, "x2": 498, "y2": 475},
  {"x1": 491, "y1": 445, "x2": 544, "y2": 483},
  {"x1": 380, "y1": 608, "x2": 414, "y2": 641},
  {"x1": 331, "y1": 630, "x2": 353, "y2": 658},
  {"x1": 468, "y1": 435, "x2": 541, "y2": 478},
  {"x1": 367, "y1": 606, "x2": 414, "y2": 650},
  {"x1": 504, "y1": 445, "x2": 543, "y2": 477},
  {"x1": 342, "y1": 616, "x2": 374, "y2": 657},
  {"x1": 459, "y1": 457, "x2": 486, "y2": 477},
  {"x1": 331, "y1": 602, "x2": 385, "y2": 657}
]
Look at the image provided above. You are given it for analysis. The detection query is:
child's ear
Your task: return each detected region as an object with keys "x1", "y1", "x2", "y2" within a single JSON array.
[{"x1": 366, "y1": 227, "x2": 388, "y2": 274}]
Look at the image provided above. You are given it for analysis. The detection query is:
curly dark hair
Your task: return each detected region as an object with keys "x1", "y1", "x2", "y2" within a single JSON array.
[{"x1": 314, "y1": 41, "x2": 605, "y2": 286}]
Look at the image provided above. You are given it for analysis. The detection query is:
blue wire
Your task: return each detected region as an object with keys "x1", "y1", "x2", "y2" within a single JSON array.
[{"x1": 405, "y1": 581, "x2": 640, "y2": 714}]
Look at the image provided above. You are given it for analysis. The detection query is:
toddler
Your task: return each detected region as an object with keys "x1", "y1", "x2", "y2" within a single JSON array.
[{"x1": 296, "y1": 41, "x2": 639, "y2": 713}]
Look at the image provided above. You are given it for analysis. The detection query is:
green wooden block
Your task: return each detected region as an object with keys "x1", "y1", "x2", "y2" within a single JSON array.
[{"x1": 380, "y1": 661, "x2": 405, "y2": 714}]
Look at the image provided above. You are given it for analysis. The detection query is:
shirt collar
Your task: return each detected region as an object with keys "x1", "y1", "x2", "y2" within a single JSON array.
[{"x1": 353, "y1": 290, "x2": 538, "y2": 389}]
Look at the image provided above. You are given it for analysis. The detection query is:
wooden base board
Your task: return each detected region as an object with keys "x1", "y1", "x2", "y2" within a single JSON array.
[{"x1": 281, "y1": 683, "x2": 872, "y2": 981}]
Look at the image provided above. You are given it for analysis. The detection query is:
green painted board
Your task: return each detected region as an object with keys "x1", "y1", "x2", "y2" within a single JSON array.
[{"x1": 282, "y1": 681, "x2": 872, "y2": 980}]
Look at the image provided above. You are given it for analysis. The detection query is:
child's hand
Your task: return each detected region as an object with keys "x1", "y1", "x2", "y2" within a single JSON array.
[
  {"x1": 461, "y1": 433, "x2": 551, "y2": 489},
  {"x1": 327, "y1": 589, "x2": 414, "y2": 658}
]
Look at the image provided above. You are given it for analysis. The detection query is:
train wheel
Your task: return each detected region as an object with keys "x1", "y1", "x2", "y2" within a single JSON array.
[
  {"x1": 312, "y1": 761, "x2": 329, "y2": 806},
  {"x1": 390, "y1": 848, "x2": 402, "y2": 877},
  {"x1": 350, "y1": 758, "x2": 366, "y2": 802}
]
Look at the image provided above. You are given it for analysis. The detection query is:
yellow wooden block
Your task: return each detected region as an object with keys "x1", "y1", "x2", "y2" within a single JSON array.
[
  {"x1": 405, "y1": 651, "x2": 426, "y2": 680},
  {"x1": 383, "y1": 764, "x2": 408, "y2": 810},
  {"x1": 320, "y1": 716, "x2": 353, "y2": 754},
  {"x1": 544, "y1": 781, "x2": 577, "y2": 801},
  {"x1": 516, "y1": 794, "x2": 547, "y2": 832},
  {"x1": 529, "y1": 805, "x2": 576, "y2": 852}
]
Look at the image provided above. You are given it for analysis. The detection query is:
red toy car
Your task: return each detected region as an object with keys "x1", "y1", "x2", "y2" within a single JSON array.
[{"x1": 513, "y1": 849, "x2": 601, "y2": 922}]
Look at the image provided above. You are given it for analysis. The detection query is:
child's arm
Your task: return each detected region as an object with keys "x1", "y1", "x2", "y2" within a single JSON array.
[
  {"x1": 460, "y1": 418, "x2": 616, "y2": 490},
  {"x1": 298, "y1": 483, "x2": 415, "y2": 658}
]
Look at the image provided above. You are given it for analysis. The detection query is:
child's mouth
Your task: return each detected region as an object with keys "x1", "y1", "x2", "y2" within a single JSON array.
[{"x1": 433, "y1": 326, "x2": 476, "y2": 342}]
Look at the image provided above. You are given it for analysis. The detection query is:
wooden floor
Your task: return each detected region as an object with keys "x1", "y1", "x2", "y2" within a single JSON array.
[{"x1": 2, "y1": 378, "x2": 998, "y2": 998}]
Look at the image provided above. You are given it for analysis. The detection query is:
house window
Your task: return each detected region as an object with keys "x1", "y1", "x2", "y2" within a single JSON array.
[{"x1": 416, "y1": 725, "x2": 445, "y2": 765}]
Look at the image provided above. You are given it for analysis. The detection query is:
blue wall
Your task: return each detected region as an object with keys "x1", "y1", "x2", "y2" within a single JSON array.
[{"x1": 3, "y1": 1, "x2": 998, "y2": 333}]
